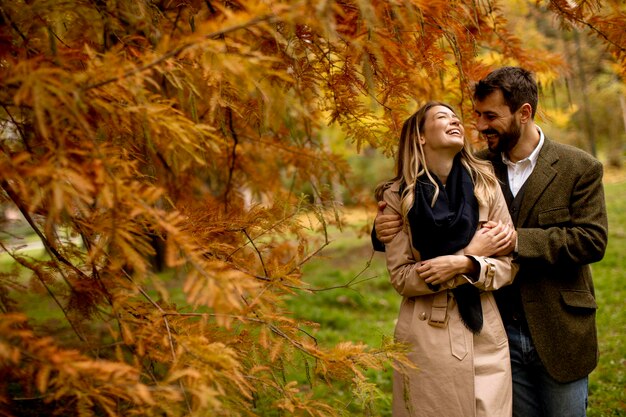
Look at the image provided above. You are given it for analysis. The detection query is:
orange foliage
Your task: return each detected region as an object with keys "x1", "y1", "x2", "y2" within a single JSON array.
[
  {"x1": 547, "y1": 0, "x2": 626, "y2": 80},
  {"x1": 0, "y1": 0, "x2": 623, "y2": 415}
]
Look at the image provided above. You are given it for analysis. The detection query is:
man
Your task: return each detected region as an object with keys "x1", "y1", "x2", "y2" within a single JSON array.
[{"x1": 374, "y1": 67, "x2": 608, "y2": 416}]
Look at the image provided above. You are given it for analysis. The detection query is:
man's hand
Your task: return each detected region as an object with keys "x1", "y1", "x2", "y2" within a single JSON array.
[
  {"x1": 374, "y1": 201, "x2": 403, "y2": 244},
  {"x1": 465, "y1": 221, "x2": 517, "y2": 257}
]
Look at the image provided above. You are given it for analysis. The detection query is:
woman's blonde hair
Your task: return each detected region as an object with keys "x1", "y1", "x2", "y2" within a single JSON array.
[{"x1": 375, "y1": 101, "x2": 498, "y2": 221}]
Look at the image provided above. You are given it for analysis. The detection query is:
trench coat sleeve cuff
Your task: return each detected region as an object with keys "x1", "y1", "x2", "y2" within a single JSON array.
[
  {"x1": 460, "y1": 255, "x2": 495, "y2": 290},
  {"x1": 371, "y1": 226, "x2": 385, "y2": 252}
]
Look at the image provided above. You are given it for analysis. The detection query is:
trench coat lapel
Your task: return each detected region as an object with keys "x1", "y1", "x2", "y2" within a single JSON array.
[{"x1": 517, "y1": 140, "x2": 558, "y2": 226}]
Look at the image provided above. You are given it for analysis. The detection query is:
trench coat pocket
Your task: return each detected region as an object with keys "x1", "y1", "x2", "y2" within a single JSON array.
[
  {"x1": 538, "y1": 207, "x2": 570, "y2": 226},
  {"x1": 561, "y1": 290, "x2": 597, "y2": 312}
]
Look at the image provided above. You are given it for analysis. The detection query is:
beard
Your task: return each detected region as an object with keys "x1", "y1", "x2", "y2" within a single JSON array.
[{"x1": 484, "y1": 119, "x2": 521, "y2": 154}]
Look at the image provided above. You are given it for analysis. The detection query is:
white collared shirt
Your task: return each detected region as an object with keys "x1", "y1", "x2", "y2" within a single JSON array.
[{"x1": 502, "y1": 126, "x2": 545, "y2": 197}]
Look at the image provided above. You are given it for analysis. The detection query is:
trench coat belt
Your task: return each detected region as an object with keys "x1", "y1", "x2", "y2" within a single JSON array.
[{"x1": 428, "y1": 291, "x2": 449, "y2": 328}]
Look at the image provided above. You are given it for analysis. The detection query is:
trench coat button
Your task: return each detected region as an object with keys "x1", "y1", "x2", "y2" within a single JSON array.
[{"x1": 418, "y1": 312, "x2": 428, "y2": 321}]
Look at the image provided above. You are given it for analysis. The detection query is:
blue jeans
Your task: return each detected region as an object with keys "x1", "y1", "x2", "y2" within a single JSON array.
[{"x1": 506, "y1": 322, "x2": 589, "y2": 417}]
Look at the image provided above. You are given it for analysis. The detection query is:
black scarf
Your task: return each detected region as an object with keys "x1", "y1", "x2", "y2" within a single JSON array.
[{"x1": 407, "y1": 155, "x2": 483, "y2": 334}]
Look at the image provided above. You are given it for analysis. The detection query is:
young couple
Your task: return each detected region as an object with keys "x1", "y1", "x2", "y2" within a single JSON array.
[{"x1": 373, "y1": 67, "x2": 608, "y2": 417}]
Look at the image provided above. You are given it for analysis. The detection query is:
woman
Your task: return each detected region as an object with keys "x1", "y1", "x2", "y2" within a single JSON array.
[{"x1": 375, "y1": 102, "x2": 517, "y2": 417}]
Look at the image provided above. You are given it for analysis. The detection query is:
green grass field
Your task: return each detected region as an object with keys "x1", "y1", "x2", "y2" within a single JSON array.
[
  {"x1": 291, "y1": 179, "x2": 626, "y2": 416},
  {"x1": 589, "y1": 180, "x2": 626, "y2": 416}
]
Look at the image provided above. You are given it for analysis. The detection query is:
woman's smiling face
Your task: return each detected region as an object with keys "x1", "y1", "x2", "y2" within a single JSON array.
[{"x1": 420, "y1": 105, "x2": 465, "y2": 155}]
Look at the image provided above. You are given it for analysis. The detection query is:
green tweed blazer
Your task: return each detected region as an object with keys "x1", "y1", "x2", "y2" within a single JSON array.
[{"x1": 478, "y1": 138, "x2": 609, "y2": 383}]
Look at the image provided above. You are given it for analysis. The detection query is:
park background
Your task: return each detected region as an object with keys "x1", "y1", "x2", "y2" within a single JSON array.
[{"x1": 0, "y1": 0, "x2": 624, "y2": 416}]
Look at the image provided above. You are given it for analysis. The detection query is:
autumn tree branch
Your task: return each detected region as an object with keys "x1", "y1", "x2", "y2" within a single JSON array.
[
  {"x1": 223, "y1": 107, "x2": 239, "y2": 208},
  {"x1": 0, "y1": 180, "x2": 91, "y2": 284},
  {"x1": 0, "y1": 242, "x2": 87, "y2": 342},
  {"x1": 242, "y1": 228, "x2": 268, "y2": 277},
  {"x1": 549, "y1": 0, "x2": 626, "y2": 55},
  {"x1": 1, "y1": 104, "x2": 32, "y2": 153},
  {"x1": 82, "y1": 11, "x2": 284, "y2": 91}
]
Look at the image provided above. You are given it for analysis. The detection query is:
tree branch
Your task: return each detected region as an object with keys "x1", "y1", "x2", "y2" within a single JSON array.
[
  {"x1": 0, "y1": 180, "x2": 91, "y2": 282},
  {"x1": 82, "y1": 12, "x2": 282, "y2": 91},
  {"x1": 0, "y1": 242, "x2": 86, "y2": 342},
  {"x1": 1, "y1": 104, "x2": 32, "y2": 153},
  {"x1": 223, "y1": 107, "x2": 239, "y2": 208},
  {"x1": 549, "y1": 0, "x2": 626, "y2": 55},
  {"x1": 243, "y1": 228, "x2": 268, "y2": 277},
  {"x1": 164, "y1": 312, "x2": 321, "y2": 358}
]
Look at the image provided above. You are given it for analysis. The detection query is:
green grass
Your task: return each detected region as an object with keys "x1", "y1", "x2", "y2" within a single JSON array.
[
  {"x1": 285, "y1": 225, "x2": 397, "y2": 415},
  {"x1": 588, "y1": 181, "x2": 626, "y2": 417},
  {"x1": 290, "y1": 180, "x2": 626, "y2": 416}
]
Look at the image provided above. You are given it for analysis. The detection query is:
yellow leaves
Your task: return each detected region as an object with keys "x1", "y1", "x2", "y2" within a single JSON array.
[
  {"x1": 164, "y1": 367, "x2": 202, "y2": 384},
  {"x1": 0, "y1": 312, "x2": 155, "y2": 412},
  {"x1": 47, "y1": 164, "x2": 96, "y2": 217},
  {"x1": 275, "y1": 380, "x2": 336, "y2": 417},
  {"x1": 35, "y1": 365, "x2": 51, "y2": 394},
  {"x1": 183, "y1": 260, "x2": 260, "y2": 317},
  {"x1": 309, "y1": 336, "x2": 414, "y2": 399},
  {"x1": 542, "y1": 106, "x2": 578, "y2": 129},
  {"x1": 0, "y1": 313, "x2": 28, "y2": 364},
  {"x1": 127, "y1": 382, "x2": 160, "y2": 408},
  {"x1": 8, "y1": 58, "x2": 94, "y2": 147},
  {"x1": 120, "y1": 321, "x2": 135, "y2": 345},
  {"x1": 171, "y1": 336, "x2": 256, "y2": 410},
  {"x1": 315, "y1": 341, "x2": 378, "y2": 381},
  {"x1": 351, "y1": 375, "x2": 386, "y2": 411}
]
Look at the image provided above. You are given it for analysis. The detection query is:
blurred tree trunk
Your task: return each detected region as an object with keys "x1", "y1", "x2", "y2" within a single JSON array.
[
  {"x1": 574, "y1": 29, "x2": 597, "y2": 156},
  {"x1": 613, "y1": 94, "x2": 626, "y2": 168}
]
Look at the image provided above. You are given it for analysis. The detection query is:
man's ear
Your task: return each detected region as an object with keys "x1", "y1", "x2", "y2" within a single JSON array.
[{"x1": 519, "y1": 103, "x2": 533, "y2": 124}]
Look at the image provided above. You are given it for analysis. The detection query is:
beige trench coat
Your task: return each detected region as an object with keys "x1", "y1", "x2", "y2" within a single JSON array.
[{"x1": 382, "y1": 181, "x2": 517, "y2": 417}]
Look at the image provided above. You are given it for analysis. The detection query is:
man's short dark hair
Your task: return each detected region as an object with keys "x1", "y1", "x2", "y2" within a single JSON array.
[{"x1": 473, "y1": 67, "x2": 538, "y2": 118}]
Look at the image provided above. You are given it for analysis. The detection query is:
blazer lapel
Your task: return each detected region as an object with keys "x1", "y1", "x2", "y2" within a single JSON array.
[{"x1": 517, "y1": 139, "x2": 558, "y2": 226}]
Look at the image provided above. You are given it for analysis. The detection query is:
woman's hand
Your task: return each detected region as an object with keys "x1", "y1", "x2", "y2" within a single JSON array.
[
  {"x1": 417, "y1": 255, "x2": 474, "y2": 286},
  {"x1": 465, "y1": 221, "x2": 516, "y2": 257}
]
